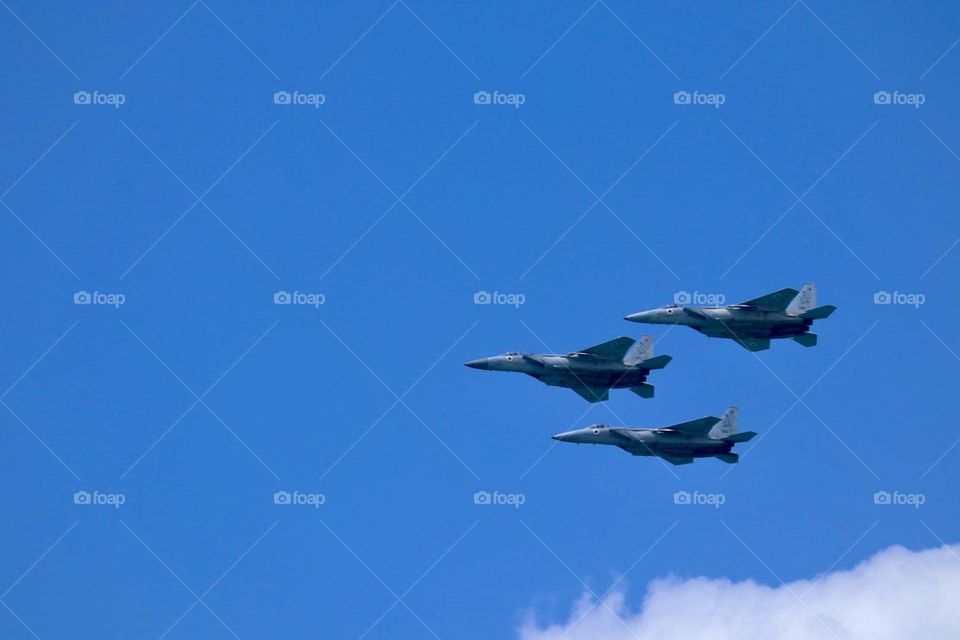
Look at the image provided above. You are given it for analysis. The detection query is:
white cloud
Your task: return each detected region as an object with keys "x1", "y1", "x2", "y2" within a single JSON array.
[{"x1": 520, "y1": 542, "x2": 960, "y2": 640}]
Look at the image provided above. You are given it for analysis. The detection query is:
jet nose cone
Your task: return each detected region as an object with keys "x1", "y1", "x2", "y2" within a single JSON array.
[
  {"x1": 464, "y1": 358, "x2": 489, "y2": 370},
  {"x1": 552, "y1": 432, "x2": 574, "y2": 442},
  {"x1": 624, "y1": 310, "x2": 652, "y2": 323}
]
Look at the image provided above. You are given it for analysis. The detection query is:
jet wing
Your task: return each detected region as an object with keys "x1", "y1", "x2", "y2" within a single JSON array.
[
  {"x1": 737, "y1": 288, "x2": 799, "y2": 311},
  {"x1": 574, "y1": 337, "x2": 634, "y2": 360},
  {"x1": 571, "y1": 386, "x2": 610, "y2": 403},
  {"x1": 661, "y1": 416, "x2": 720, "y2": 437},
  {"x1": 658, "y1": 454, "x2": 695, "y2": 465},
  {"x1": 734, "y1": 337, "x2": 771, "y2": 352}
]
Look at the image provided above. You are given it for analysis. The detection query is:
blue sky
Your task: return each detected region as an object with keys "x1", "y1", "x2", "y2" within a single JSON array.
[{"x1": 1, "y1": 2, "x2": 959, "y2": 638}]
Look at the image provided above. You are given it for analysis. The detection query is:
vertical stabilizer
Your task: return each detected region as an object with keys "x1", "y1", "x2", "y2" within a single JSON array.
[
  {"x1": 787, "y1": 283, "x2": 816, "y2": 315},
  {"x1": 622, "y1": 335, "x2": 654, "y2": 366},
  {"x1": 708, "y1": 406, "x2": 739, "y2": 439}
]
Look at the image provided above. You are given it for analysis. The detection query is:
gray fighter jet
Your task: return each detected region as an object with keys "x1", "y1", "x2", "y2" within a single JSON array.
[
  {"x1": 553, "y1": 406, "x2": 755, "y2": 465},
  {"x1": 624, "y1": 283, "x2": 835, "y2": 352},
  {"x1": 464, "y1": 336, "x2": 670, "y2": 402}
]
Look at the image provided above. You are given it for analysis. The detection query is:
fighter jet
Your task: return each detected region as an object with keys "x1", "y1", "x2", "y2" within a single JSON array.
[
  {"x1": 624, "y1": 283, "x2": 835, "y2": 352},
  {"x1": 553, "y1": 406, "x2": 755, "y2": 465},
  {"x1": 464, "y1": 336, "x2": 671, "y2": 402}
]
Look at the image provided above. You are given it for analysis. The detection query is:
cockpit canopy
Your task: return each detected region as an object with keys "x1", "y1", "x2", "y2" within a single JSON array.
[{"x1": 661, "y1": 303, "x2": 680, "y2": 309}]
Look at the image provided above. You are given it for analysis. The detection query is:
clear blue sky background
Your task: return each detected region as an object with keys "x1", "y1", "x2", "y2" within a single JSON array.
[{"x1": 1, "y1": 2, "x2": 958, "y2": 638}]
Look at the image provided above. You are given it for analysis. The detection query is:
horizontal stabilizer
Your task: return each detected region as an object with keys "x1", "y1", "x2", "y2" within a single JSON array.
[
  {"x1": 724, "y1": 430, "x2": 757, "y2": 443},
  {"x1": 637, "y1": 354, "x2": 672, "y2": 370},
  {"x1": 714, "y1": 453, "x2": 739, "y2": 464},
  {"x1": 799, "y1": 305, "x2": 836, "y2": 320},
  {"x1": 629, "y1": 384, "x2": 655, "y2": 399},
  {"x1": 792, "y1": 333, "x2": 818, "y2": 348}
]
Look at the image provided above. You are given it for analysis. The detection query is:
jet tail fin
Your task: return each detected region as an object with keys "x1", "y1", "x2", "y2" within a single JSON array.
[
  {"x1": 792, "y1": 333, "x2": 818, "y2": 347},
  {"x1": 708, "y1": 406, "x2": 738, "y2": 439},
  {"x1": 622, "y1": 337, "x2": 671, "y2": 369},
  {"x1": 629, "y1": 384, "x2": 655, "y2": 399},
  {"x1": 799, "y1": 305, "x2": 836, "y2": 320},
  {"x1": 714, "y1": 453, "x2": 739, "y2": 464},
  {"x1": 786, "y1": 283, "x2": 816, "y2": 315},
  {"x1": 724, "y1": 430, "x2": 757, "y2": 443}
]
